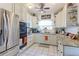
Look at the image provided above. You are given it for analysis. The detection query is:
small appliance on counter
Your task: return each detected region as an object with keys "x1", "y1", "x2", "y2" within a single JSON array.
[
  {"x1": 32, "y1": 28, "x2": 40, "y2": 33},
  {"x1": 55, "y1": 27, "x2": 65, "y2": 34}
]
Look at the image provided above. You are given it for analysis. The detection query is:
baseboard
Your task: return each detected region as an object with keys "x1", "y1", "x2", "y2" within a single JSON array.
[{"x1": 34, "y1": 42, "x2": 58, "y2": 46}]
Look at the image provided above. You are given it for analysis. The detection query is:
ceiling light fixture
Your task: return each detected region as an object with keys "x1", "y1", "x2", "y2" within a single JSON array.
[
  {"x1": 41, "y1": 11, "x2": 44, "y2": 13},
  {"x1": 51, "y1": 3, "x2": 56, "y2": 5},
  {"x1": 28, "y1": 5, "x2": 32, "y2": 9},
  {"x1": 26, "y1": 3, "x2": 33, "y2": 9}
]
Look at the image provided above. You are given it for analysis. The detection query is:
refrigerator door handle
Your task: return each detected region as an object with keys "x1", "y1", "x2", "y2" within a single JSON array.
[
  {"x1": 3, "y1": 11, "x2": 9, "y2": 49},
  {"x1": 0, "y1": 30, "x2": 2, "y2": 36},
  {"x1": 0, "y1": 29, "x2": 3, "y2": 46}
]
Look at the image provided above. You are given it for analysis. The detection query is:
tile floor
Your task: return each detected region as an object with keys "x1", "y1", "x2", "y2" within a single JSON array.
[{"x1": 18, "y1": 44, "x2": 58, "y2": 56}]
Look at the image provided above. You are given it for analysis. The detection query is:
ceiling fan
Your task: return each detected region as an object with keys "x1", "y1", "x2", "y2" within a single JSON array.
[{"x1": 35, "y1": 3, "x2": 50, "y2": 13}]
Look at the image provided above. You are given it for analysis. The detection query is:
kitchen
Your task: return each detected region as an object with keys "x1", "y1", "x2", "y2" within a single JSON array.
[{"x1": 0, "y1": 3, "x2": 79, "y2": 56}]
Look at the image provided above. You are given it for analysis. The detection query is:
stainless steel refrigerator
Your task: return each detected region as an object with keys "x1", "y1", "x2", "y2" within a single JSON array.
[{"x1": 0, "y1": 9, "x2": 19, "y2": 55}]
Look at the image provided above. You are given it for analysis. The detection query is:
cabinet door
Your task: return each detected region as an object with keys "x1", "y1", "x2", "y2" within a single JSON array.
[
  {"x1": 48, "y1": 35, "x2": 57, "y2": 45},
  {"x1": 55, "y1": 8, "x2": 66, "y2": 27},
  {"x1": 64, "y1": 46, "x2": 79, "y2": 56},
  {"x1": 67, "y1": 3, "x2": 78, "y2": 26},
  {"x1": 78, "y1": 4, "x2": 79, "y2": 24},
  {"x1": 0, "y1": 3, "x2": 13, "y2": 12},
  {"x1": 14, "y1": 4, "x2": 21, "y2": 15},
  {"x1": 33, "y1": 34, "x2": 46, "y2": 43},
  {"x1": 27, "y1": 35, "x2": 34, "y2": 46}
]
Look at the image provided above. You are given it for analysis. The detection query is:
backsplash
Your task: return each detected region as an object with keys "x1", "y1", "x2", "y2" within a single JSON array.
[{"x1": 65, "y1": 26, "x2": 79, "y2": 34}]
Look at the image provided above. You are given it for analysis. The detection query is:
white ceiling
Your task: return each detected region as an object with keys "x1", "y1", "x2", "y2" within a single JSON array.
[{"x1": 25, "y1": 3, "x2": 65, "y2": 15}]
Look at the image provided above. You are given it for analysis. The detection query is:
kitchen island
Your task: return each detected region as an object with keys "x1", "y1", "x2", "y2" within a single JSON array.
[
  {"x1": 32, "y1": 33, "x2": 79, "y2": 56},
  {"x1": 32, "y1": 33, "x2": 58, "y2": 45},
  {"x1": 32, "y1": 33, "x2": 79, "y2": 46}
]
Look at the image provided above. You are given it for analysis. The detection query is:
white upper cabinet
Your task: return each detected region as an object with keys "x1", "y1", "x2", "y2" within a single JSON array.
[
  {"x1": 55, "y1": 3, "x2": 79, "y2": 28},
  {"x1": 14, "y1": 4, "x2": 22, "y2": 16},
  {"x1": 0, "y1": 3, "x2": 13, "y2": 12},
  {"x1": 66, "y1": 3, "x2": 78, "y2": 26},
  {"x1": 55, "y1": 6, "x2": 66, "y2": 28},
  {"x1": 76, "y1": 4, "x2": 79, "y2": 25},
  {"x1": 14, "y1": 4, "x2": 27, "y2": 22},
  {"x1": 14, "y1": 4, "x2": 24, "y2": 21}
]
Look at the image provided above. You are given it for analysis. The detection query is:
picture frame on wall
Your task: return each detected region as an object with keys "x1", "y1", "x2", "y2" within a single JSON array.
[{"x1": 41, "y1": 14, "x2": 51, "y2": 19}]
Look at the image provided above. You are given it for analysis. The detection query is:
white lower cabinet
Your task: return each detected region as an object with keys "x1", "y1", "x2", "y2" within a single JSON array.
[
  {"x1": 64, "y1": 46, "x2": 79, "y2": 56},
  {"x1": 27, "y1": 35, "x2": 34, "y2": 47},
  {"x1": 32, "y1": 34, "x2": 44, "y2": 43},
  {"x1": 47, "y1": 35, "x2": 57, "y2": 45},
  {"x1": 32, "y1": 33, "x2": 57, "y2": 45}
]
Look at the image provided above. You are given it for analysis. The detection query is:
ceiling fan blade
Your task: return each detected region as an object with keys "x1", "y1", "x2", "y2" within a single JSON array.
[{"x1": 40, "y1": 3, "x2": 44, "y2": 9}]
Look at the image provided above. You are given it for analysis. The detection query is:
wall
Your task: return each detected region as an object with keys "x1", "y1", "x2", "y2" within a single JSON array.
[{"x1": 37, "y1": 13, "x2": 55, "y2": 33}]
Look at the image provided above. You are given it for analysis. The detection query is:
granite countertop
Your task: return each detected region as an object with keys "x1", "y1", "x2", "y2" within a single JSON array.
[
  {"x1": 58, "y1": 34, "x2": 79, "y2": 47},
  {"x1": 43, "y1": 34, "x2": 79, "y2": 47},
  {"x1": 32, "y1": 33, "x2": 79, "y2": 47},
  {"x1": 32, "y1": 32, "x2": 56, "y2": 35}
]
